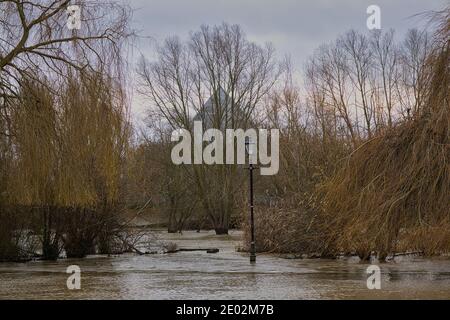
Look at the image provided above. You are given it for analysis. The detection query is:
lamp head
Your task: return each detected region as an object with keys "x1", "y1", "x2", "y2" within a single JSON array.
[{"x1": 245, "y1": 136, "x2": 255, "y2": 155}]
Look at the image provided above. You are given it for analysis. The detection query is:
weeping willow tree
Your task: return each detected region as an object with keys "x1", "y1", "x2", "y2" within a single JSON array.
[
  {"x1": 0, "y1": 1, "x2": 132, "y2": 261},
  {"x1": 319, "y1": 11, "x2": 449, "y2": 259},
  {"x1": 4, "y1": 70, "x2": 130, "y2": 259},
  {"x1": 57, "y1": 72, "x2": 130, "y2": 257},
  {"x1": 8, "y1": 77, "x2": 60, "y2": 259}
]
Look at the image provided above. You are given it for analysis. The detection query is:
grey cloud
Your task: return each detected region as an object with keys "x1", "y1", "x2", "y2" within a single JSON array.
[{"x1": 131, "y1": 0, "x2": 445, "y2": 65}]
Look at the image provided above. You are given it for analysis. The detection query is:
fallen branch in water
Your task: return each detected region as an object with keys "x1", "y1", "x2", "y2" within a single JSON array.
[
  {"x1": 166, "y1": 248, "x2": 219, "y2": 254},
  {"x1": 392, "y1": 251, "x2": 424, "y2": 257}
]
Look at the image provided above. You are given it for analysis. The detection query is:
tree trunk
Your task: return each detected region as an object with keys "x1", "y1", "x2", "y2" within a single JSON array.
[
  {"x1": 214, "y1": 227, "x2": 229, "y2": 235},
  {"x1": 42, "y1": 207, "x2": 59, "y2": 260},
  {"x1": 167, "y1": 210, "x2": 178, "y2": 233}
]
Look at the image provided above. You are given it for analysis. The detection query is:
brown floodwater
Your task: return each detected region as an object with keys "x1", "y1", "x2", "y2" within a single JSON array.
[{"x1": 1, "y1": 229, "x2": 450, "y2": 300}]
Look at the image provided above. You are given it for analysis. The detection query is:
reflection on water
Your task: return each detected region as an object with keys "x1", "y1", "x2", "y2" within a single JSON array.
[{"x1": 1, "y1": 229, "x2": 450, "y2": 299}]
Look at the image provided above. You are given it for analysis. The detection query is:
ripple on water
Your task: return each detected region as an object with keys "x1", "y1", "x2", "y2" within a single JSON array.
[{"x1": 1, "y1": 230, "x2": 450, "y2": 299}]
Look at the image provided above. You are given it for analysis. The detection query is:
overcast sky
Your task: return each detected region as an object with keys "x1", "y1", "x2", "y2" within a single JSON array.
[{"x1": 129, "y1": 0, "x2": 447, "y2": 122}]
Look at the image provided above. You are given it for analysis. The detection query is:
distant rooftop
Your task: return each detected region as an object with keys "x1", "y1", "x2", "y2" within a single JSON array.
[{"x1": 193, "y1": 87, "x2": 247, "y2": 129}]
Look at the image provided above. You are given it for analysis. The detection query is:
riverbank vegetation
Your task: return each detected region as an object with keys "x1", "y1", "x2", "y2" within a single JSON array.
[
  {"x1": 134, "y1": 23, "x2": 282, "y2": 235},
  {"x1": 0, "y1": 0, "x2": 132, "y2": 261},
  {"x1": 0, "y1": 1, "x2": 448, "y2": 262},
  {"x1": 248, "y1": 9, "x2": 449, "y2": 259},
  {"x1": 131, "y1": 8, "x2": 448, "y2": 259}
]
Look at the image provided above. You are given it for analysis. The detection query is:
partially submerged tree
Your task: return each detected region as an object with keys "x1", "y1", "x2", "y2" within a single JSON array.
[
  {"x1": 248, "y1": 8, "x2": 449, "y2": 256},
  {"x1": 319, "y1": 10, "x2": 449, "y2": 259},
  {"x1": 137, "y1": 23, "x2": 281, "y2": 234},
  {"x1": 0, "y1": 0, "x2": 132, "y2": 260},
  {"x1": 5, "y1": 69, "x2": 130, "y2": 259}
]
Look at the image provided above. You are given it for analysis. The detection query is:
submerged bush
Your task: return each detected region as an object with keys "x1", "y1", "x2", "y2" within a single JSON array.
[
  {"x1": 243, "y1": 11, "x2": 449, "y2": 258},
  {"x1": 0, "y1": 210, "x2": 22, "y2": 261},
  {"x1": 319, "y1": 25, "x2": 449, "y2": 259}
]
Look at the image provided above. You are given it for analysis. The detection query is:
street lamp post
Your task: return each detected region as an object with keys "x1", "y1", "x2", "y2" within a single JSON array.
[{"x1": 245, "y1": 137, "x2": 256, "y2": 263}]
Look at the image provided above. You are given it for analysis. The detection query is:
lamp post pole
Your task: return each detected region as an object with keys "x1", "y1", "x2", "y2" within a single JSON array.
[
  {"x1": 245, "y1": 136, "x2": 256, "y2": 263},
  {"x1": 249, "y1": 162, "x2": 256, "y2": 263}
]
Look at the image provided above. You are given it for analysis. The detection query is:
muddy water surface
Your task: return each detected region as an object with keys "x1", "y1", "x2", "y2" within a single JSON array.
[{"x1": 1, "y1": 229, "x2": 450, "y2": 299}]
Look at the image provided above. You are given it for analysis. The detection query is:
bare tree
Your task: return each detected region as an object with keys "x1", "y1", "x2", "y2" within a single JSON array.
[
  {"x1": 137, "y1": 23, "x2": 281, "y2": 234},
  {"x1": 341, "y1": 30, "x2": 374, "y2": 138},
  {"x1": 398, "y1": 29, "x2": 431, "y2": 116},
  {"x1": 0, "y1": 0, "x2": 131, "y2": 136},
  {"x1": 305, "y1": 42, "x2": 358, "y2": 146},
  {"x1": 370, "y1": 29, "x2": 399, "y2": 128},
  {"x1": 128, "y1": 121, "x2": 198, "y2": 234}
]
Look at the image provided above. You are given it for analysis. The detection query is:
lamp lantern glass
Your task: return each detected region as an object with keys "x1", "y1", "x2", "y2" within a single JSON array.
[{"x1": 245, "y1": 136, "x2": 255, "y2": 156}]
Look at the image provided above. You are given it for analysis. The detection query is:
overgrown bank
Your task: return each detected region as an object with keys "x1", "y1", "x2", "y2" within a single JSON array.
[
  {"x1": 247, "y1": 11, "x2": 449, "y2": 259},
  {"x1": 0, "y1": 1, "x2": 132, "y2": 261}
]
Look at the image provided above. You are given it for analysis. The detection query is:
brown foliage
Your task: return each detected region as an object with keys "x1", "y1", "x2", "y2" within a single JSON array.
[{"x1": 319, "y1": 23, "x2": 449, "y2": 259}]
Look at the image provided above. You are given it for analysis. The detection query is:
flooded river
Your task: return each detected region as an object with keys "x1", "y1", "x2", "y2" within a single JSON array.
[{"x1": 1, "y1": 229, "x2": 450, "y2": 299}]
